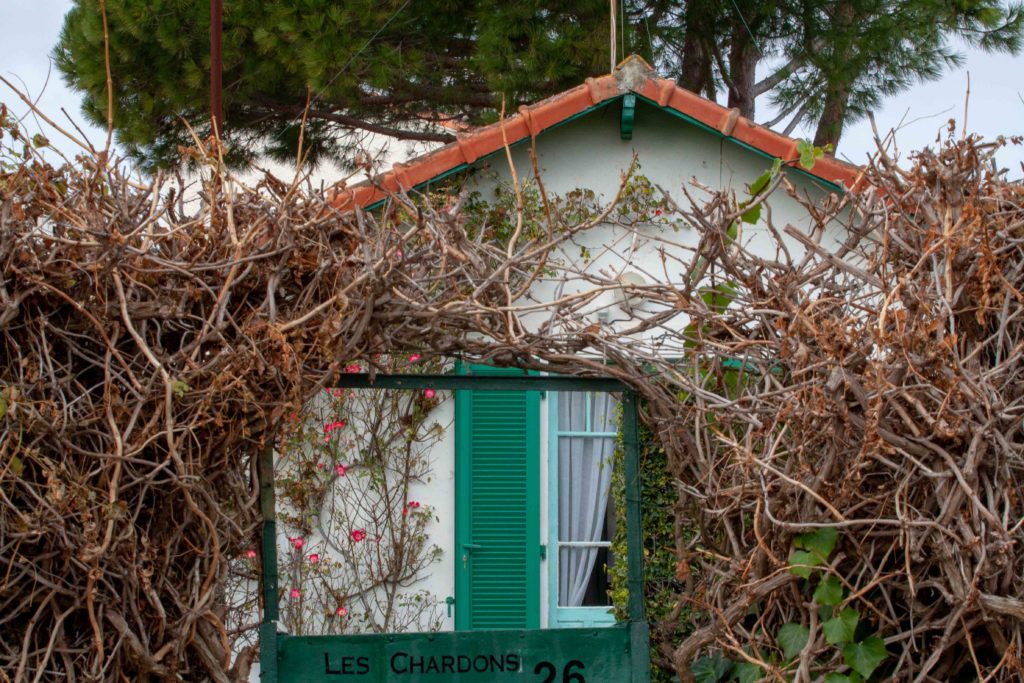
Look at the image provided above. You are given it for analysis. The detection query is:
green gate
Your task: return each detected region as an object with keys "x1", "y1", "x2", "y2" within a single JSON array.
[{"x1": 258, "y1": 373, "x2": 649, "y2": 682}]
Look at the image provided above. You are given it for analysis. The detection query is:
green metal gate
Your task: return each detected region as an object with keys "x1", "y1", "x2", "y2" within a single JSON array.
[{"x1": 258, "y1": 372, "x2": 649, "y2": 683}]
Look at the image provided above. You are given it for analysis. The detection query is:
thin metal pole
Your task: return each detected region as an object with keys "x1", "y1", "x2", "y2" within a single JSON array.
[{"x1": 210, "y1": 0, "x2": 223, "y2": 136}]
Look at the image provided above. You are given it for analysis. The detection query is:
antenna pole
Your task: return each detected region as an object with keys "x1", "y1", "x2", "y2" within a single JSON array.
[
  {"x1": 210, "y1": 0, "x2": 223, "y2": 137},
  {"x1": 610, "y1": 0, "x2": 618, "y2": 71}
]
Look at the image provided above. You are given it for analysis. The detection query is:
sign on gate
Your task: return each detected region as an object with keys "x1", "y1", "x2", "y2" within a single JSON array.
[{"x1": 272, "y1": 623, "x2": 648, "y2": 682}]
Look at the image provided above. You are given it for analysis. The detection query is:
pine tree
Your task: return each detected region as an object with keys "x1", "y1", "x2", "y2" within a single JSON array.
[
  {"x1": 55, "y1": 0, "x2": 1022, "y2": 167},
  {"x1": 55, "y1": 0, "x2": 607, "y2": 169}
]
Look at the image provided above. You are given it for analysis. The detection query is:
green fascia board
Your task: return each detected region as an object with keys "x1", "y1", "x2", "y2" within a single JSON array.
[
  {"x1": 627, "y1": 93, "x2": 844, "y2": 193},
  {"x1": 360, "y1": 91, "x2": 843, "y2": 212},
  {"x1": 363, "y1": 98, "x2": 619, "y2": 211},
  {"x1": 333, "y1": 373, "x2": 629, "y2": 392}
]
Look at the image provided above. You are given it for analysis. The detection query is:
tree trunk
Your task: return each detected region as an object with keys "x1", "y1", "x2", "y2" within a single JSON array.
[
  {"x1": 812, "y1": 3, "x2": 856, "y2": 151},
  {"x1": 812, "y1": 84, "x2": 850, "y2": 150},
  {"x1": 679, "y1": 2, "x2": 713, "y2": 95},
  {"x1": 727, "y1": 34, "x2": 758, "y2": 119}
]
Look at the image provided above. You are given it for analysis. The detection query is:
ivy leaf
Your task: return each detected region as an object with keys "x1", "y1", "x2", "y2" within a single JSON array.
[
  {"x1": 9, "y1": 456, "x2": 24, "y2": 477},
  {"x1": 814, "y1": 575, "x2": 844, "y2": 606},
  {"x1": 843, "y1": 636, "x2": 888, "y2": 678},
  {"x1": 691, "y1": 654, "x2": 733, "y2": 683},
  {"x1": 788, "y1": 549, "x2": 821, "y2": 579},
  {"x1": 736, "y1": 662, "x2": 763, "y2": 683},
  {"x1": 748, "y1": 170, "x2": 772, "y2": 196},
  {"x1": 823, "y1": 607, "x2": 860, "y2": 645},
  {"x1": 740, "y1": 203, "x2": 761, "y2": 224},
  {"x1": 0, "y1": 395, "x2": 6, "y2": 419},
  {"x1": 826, "y1": 674, "x2": 863, "y2": 683},
  {"x1": 778, "y1": 622, "x2": 810, "y2": 660},
  {"x1": 794, "y1": 526, "x2": 838, "y2": 561}
]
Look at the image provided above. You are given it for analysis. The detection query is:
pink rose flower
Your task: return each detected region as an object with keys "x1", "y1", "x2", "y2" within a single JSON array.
[
  {"x1": 245, "y1": 549, "x2": 257, "y2": 559},
  {"x1": 324, "y1": 420, "x2": 346, "y2": 435},
  {"x1": 289, "y1": 537, "x2": 304, "y2": 551},
  {"x1": 423, "y1": 388, "x2": 436, "y2": 399},
  {"x1": 289, "y1": 588, "x2": 301, "y2": 599},
  {"x1": 334, "y1": 463, "x2": 347, "y2": 477},
  {"x1": 408, "y1": 353, "x2": 422, "y2": 363},
  {"x1": 402, "y1": 506, "x2": 409, "y2": 517},
  {"x1": 345, "y1": 363, "x2": 361, "y2": 373},
  {"x1": 335, "y1": 605, "x2": 348, "y2": 616},
  {"x1": 350, "y1": 529, "x2": 367, "y2": 542},
  {"x1": 408, "y1": 500, "x2": 421, "y2": 508},
  {"x1": 308, "y1": 553, "x2": 320, "y2": 564}
]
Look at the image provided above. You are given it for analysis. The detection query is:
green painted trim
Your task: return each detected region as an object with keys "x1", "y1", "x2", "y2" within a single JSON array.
[
  {"x1": 454, "y1": 362, "x2": 471, "y2": 630},
  {"x1": 621, "y1": 390, "x2": 646, "y2": 622},
  {"x1": 258, "y1": 445, "x2": 279, "y2": 624},
  {"x1": 259, "y1": 622, "x2": 278, "y2": 683},
  {"x1": 362, "y1": 91, "x2": 843, "y2": 211},
  {"x1": 620, "y1": 93, "x2": 636, "y2": 140},
  {"x1": 628, "y1": 93, "x2": 844, "y2": 193},
  {"x1": 363, "y1": 99, "x2": 618, "y2": 211},
  {"x1": 275, "y1": 624, "x2": 648, "y2": 682},
  {"x1": 333, "y1": 373, "x2": 628, "y2": 392},
  {"x1": 630, "y1": 620, "x2": 653, "y2": 683},
  {"x1": 525, "y1": 386, "x2": 541, "y2": 629}
]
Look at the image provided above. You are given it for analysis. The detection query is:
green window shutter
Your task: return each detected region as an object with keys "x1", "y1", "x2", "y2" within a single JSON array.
[{"x1": 455, "y1": 365, "x2": 540, "y2": 630}]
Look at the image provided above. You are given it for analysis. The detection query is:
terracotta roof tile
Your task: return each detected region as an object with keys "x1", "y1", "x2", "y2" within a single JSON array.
[{"x1": 330, "y1": 56, "x2": 863, "y2": 210}]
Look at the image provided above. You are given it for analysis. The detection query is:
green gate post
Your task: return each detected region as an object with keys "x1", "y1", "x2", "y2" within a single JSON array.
[
  {"x1": 259, "y1": 444, "x2": 279, "y2": 682},
  {"x1": 621, "y1": 390, "x2": 650, "y2": 683}
]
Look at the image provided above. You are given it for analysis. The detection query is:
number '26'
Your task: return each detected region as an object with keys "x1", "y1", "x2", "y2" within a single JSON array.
[{"x1": 534, "y1": 660, "x2": 585, "y2": 683}]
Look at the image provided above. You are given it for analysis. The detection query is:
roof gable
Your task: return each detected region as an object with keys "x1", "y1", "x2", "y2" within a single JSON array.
[{"x1": 332, "y1": 56, "x2": 863, "y2": 210}]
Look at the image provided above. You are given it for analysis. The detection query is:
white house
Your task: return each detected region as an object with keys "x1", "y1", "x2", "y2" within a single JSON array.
[{"x1": 317, "y1": 55, "x2": 860, "y2": 637}]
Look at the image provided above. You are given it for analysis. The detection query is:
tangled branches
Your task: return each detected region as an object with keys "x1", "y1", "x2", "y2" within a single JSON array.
[
  {"x1": 656, "y1": 139, "x2": 1024, "y2": 681},
  {"x1": 1, "y1": 94, "x2": 1022, "y2": 683},
  {"x1": 0, "y1": 115, "x2": 549, "y2": 679}
]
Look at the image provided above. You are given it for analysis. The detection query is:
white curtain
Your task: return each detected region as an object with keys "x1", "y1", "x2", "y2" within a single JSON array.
[{"x1": 558, "y1": 392, "x2": 616, "y2": 606}]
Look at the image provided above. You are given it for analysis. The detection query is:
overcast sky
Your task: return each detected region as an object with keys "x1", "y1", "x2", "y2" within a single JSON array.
[{"x1": 3, "y1": 0, "x2": 1023, "y2": 176}]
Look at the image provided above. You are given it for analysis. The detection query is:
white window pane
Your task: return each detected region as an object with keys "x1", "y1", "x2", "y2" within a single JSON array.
[{"x1": 558, "y1": 546, "x2": 614, "y2": 607}]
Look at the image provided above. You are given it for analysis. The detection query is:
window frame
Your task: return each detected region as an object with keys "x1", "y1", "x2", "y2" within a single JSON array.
[{"x1": 546, "y1": 390, "x2": 618, "y2": 628}]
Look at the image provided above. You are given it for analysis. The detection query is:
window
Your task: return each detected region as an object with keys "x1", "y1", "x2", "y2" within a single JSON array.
[{"x1": 548, "y1": 391, "x2": 618, "y2": 628}]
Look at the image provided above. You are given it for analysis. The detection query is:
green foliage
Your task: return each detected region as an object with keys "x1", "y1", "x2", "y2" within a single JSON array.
[
  {"x1": 55, "y1": 0, "x2": 608, "y2": 168},
  {"x1": 778, "y1": 623, "x2": 810, "y2": 659},
  {"x1": 695, "y1": 527, "x2": 891, "y2": 681},
  {"x1": 692, "y1": 653, "x2": 733, "y2": 683},
  {"x1": 610, "y1": 415, "x2": 692, "y2": 683},
  {"x1": 795, "y1": 139, "x2": 827, "y2": 170},
  {"x1": 734, "y1": 661, "x2": 762, "y2": 683},
  {"x1": 813, "y1": 575, "x2": 844, "y2": 607},
  {"x1": 842, "y1": 637, "x2": 888, "y2": 678},
  {"x1": 823, "y1": 608, "x2": 859, "y2": 645},
  {"x1": 794, "y1": 526, "x2": 838, "y2": 561},
  {"x1": 56, "y1": 0, "x2": 1023, "y2": 166}
]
